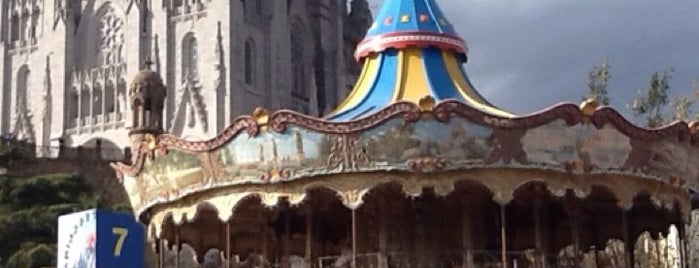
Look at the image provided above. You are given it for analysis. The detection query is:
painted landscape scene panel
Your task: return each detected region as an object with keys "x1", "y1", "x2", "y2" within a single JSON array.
[{"x1": 359, "y1": 117, "x2": 494, "y2": 164}]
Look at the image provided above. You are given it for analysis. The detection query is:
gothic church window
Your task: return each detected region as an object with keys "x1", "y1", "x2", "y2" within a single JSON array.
[
  {"x1": 70, "y1": 90, "x2": 78, "y2": 120},
  {"x1": 182, "y1": 34, "x2": 199, "y2": 81},
  {"x1": 105, "y1": 81, "x2": 116, "y2": 114},
  {"x1": 30, "y1": 8, "x2": 40, "y2": 43},
  {"x1": 244, "y1": 39, "x2": 255, "y2": 85},
  {"x1": 16, "y1": 66, "x2": 30, "y2": 109},
  {"x1": 97, "y1": 6, "x2": 124, "y2": 66},
  {"x1": 117, "y1": 79, "x2": 127, "y2": 114},
  {"x1": 11, "y1": 13, "x2": 20, "y2": 42},
  {"x1": 20, "y1": 10, "x2": 29, "y2": 44},
  {"x1": 80, "y1": 85, "x2": 90, "y2": 118},
  {"x1": 92, "y1": 83, "x2": 103, "y2": 115},
  {"x1": 290, "y1": 20, "x2": 307, "y2": 100}
]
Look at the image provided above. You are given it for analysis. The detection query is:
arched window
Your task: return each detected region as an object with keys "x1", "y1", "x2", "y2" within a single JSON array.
[
  {"x1": 290, "y1": 20, "x2": 307, "y2": 99},
  {"x1": 244, "y1": 39, "x2": 255, "y2": 85},
  {"x1": 70, "y1": 90, "x2": 79, "y2": 120},
  {"x1": 182, "y1": 34, "x2": 198, "y2": 81},
  {"x1": 80, "y1": 85, "x2": 90, "y2": 118},
  {"x1": 20, "y1": 10, "x2": 29, "y2": 44},
  {"x1": 132, "y1": 99, "x2": 142, "y2": 127},
  {"x1": 105, "y1": 81, "x2": 116, "y2": 114},
  {"x1": 92, "y1": 83, "x2": 103, "y2": 116},
  {"x1": 30, "y1": 9, "x2": 40, "y2": 43},
  {"x1": 144, "y1": 99, "x2": 152, "y2": 111},
  {"x1": 117, "y1": 79, "x2": 127, "y2": 115},
  {"x1": 11, "y1": 13, "x2": 19, "y2": 42},
  {"x1": 16, "y1": 66, "x2": 30, "y2": 109}
]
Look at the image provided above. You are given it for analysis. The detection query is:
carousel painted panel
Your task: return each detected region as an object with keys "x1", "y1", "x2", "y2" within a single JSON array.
[
  {"x1": 624, "y1": 136, "x2": 699, "y2": 188},
  {"x1": 521, "y1": 120, "x2": 633, "y2": 172},
  {"x1": 217, "y1": 127, "x2": 330, "y2": 182},
  {"x1": 519, "y1": 119, "x2": 699, "y2": 187},
  {"x1": 358, "y1": 117, "x2": 494, "y2": 169},
  {"x1": 124, "y1": 149, "x2": 203, "y2": 212}
]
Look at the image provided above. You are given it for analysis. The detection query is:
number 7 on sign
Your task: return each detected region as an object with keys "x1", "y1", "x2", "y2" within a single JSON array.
[{"x1": 112, "y1": 227, "x2": 129, "y2": 256}]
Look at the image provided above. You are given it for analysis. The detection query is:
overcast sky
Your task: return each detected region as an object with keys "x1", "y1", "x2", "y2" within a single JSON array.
[{"x1": 366, "y1": 0, "x2": 699, "y2": 118}]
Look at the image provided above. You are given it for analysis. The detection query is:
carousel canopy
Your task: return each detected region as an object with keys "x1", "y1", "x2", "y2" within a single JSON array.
[
  {"x1": 326, "y1": 0, "x2": 512, "y2": 121},
  {"x1": 114, "y1": 0, "x2": 698, "y2": 247}
]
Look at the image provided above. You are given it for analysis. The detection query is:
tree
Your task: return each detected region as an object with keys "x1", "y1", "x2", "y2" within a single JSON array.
[
  {"x1": 671, "y1": 81, "x2": 698, "y2": 121},
  {"x1": 0, "y1": 146, "x2": 130, "y2": 268},
  {"x1": 630, "y1": 69, "x2": 673, "y2": 128},
  {"x1": 585, "y1": 57, "x2": 611, "y2": 105}
]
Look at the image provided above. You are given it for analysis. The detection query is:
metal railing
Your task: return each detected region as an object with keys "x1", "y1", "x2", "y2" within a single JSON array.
[{"x1": 225, "y1": 251, "x2": 581, "y2": 268}]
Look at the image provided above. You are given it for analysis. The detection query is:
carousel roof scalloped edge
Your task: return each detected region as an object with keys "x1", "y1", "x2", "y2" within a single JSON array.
[{"x1": 111, "y1": 99, "x2": 699, "y2": 188}]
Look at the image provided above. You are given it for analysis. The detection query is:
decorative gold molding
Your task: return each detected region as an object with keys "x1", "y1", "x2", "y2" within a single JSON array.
[{"x1": 113, "y1": 100, "x2": 699, "y2": 181}]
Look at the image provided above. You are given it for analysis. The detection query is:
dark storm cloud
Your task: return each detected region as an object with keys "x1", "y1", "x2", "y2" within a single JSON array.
[{"x1": 367, "y1": 0, "x2": 699, "y2": 116}]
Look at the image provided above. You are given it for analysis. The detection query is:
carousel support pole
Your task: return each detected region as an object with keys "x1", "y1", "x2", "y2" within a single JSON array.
[
  {"x1": 686, "y1": 222, "x2": 692, "y2": 268},
  {"x1": 226, "y1": 222, "x2": 231, "y2": 268},
  {"x1": 534, "y1": 198, "x2": 543, "y2": 268},
  {"x1": 461, "y1": 203, "x2": 474, "y2": 268},
  {"x1": 678, "y1": 224, "x2": 687, "y2": 268},
  {"x1": 305, "y1": 208, "x2": 313, "y2": 268},
  {"x1": 563, "y1": 195, "x2": 582, "y2": 266},
  {"x1": 175, "y1": 227, "x2": 180, "y2": 268},
  {"x1": 622, "y1": 211, "x2": 634, "y2": 268},
  {"x1": 352, "y1": 208, "x2": 357, "y2": 268},
  {"x1": 378, "y1": 201, "x2": 387, "y2": 268},
  {"x1": 155, "y1": 239, "x2": 161, "y2": 268},
  {"x1": 262, "y1": 212, "x2": 269, "y2": 265},
  {"x1": 570, "y1": 206, "x2": 581, "y2": 266},
  {"x1": 284, "y1": 207, "x2": 291, "y2": 265},
  {"x1": 679, "y1": 236, "x2": 684, "y2": 268},
  {"x1": 500, "y1": 204, "x2": 507, "y2": 268},
  {"x1": 593, "y1": 217, "x2": 601, "y2": 268},
  {"x1": 159, "y1": 238, "x2": 165, "y2": 268}
]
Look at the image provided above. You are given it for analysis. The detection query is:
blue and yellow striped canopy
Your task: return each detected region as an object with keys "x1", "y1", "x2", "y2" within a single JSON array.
[
  {"x1": 325, "y1": 0, "x2": 512, "y2": 121},
  {"x1": 366, "y1": 0, "x2": 458, "y2": 40}
]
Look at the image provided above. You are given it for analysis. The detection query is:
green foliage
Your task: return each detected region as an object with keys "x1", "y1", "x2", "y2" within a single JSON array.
[
  {"x1": 585, "y1": 57, "x2": 611, "y2": 105},
  {"x1": 0, "y1": 147, "x2": 130, "y2": 268},
  {"x1": 0, "y1": 173, "x2": 97, "y2": 267},
  {"x1": 631, "y1": 69, "x2": 673, "y2": 128},
  {"x1": 0, "y1": 145, "x2": 34, "y2": 167},
  {"x1": 4, "y1": 243, "x2": 56, "y2": 268},
  {"x1": 671, "y1": 89, "x2": 698, "y2": 121}
]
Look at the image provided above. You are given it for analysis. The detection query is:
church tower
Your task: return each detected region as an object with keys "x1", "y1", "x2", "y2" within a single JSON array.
[{"x1": 0, "y1": 0, "x2": 372, "y2": 153}]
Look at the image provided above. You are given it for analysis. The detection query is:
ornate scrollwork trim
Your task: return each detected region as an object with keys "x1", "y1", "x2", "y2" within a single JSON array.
[{"x1": 114, "y1": 100, "x2": 698, "y2": 189}]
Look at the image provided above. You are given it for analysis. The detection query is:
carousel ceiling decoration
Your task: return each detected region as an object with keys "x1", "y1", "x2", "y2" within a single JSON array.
[{"x1": 112, "y1": 0, "x2": 699, "y2": 245}]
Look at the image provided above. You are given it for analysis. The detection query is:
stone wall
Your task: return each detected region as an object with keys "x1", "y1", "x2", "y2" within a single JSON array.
[{"x1": 2, "y1": 140, "x2": 129, "y2": 204}]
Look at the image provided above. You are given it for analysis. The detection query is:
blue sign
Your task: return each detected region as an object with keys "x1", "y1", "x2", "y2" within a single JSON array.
[{"x1": 58, "y1": 209, "x2": 144, "y2": 268}]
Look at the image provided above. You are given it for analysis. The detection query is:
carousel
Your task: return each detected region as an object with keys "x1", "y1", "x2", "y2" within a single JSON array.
[{"x1": 113, "y1": 0, "x2": 699, "y2": 267}]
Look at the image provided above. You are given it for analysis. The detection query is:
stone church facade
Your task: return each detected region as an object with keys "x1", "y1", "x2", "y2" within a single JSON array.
[{"x1": 0, "y1": 0, "x2": 372, "y2": 153}]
